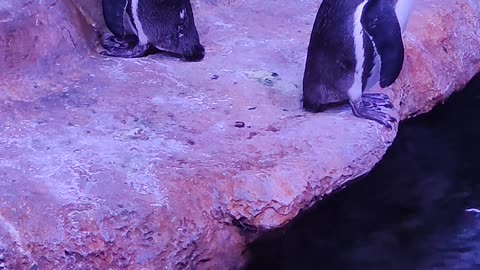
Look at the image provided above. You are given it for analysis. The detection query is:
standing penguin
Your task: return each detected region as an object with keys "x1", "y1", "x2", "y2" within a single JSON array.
[
  {"x1": 101, "y1": 0, "x2": 205, "y2": 61},
  {"x1": 302, "y1": 0, "x2": 414, "y2": 128}
]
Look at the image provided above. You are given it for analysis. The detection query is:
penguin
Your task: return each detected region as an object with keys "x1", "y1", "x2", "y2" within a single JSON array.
[
  {"x1": 302, "y1": 0, "x2": 414, "y2": 129},
  {"x1": 101, "y1": 0, "x2": 205, "y2": 61}
]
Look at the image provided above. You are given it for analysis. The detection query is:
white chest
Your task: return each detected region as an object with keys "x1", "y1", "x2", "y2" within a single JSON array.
[{"x1": 395, "y1": 0, "x2": 414, "y2": 32}]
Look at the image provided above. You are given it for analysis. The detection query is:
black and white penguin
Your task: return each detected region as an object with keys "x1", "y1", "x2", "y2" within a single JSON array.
[
  {"x1": 101, "y1": 0, "x2": 205, "y2": 61},
  {"x1": 302, "y1": 0, "x2": 414, "y2": 129}
]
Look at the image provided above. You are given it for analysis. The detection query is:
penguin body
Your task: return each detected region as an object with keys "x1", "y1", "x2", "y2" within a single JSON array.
[
  {"x1": 101, "y1": 0, "x2": 205, "y2": 61},
  {"x1": 302, "y1": 0, "x2": 414, "y2": 128}
]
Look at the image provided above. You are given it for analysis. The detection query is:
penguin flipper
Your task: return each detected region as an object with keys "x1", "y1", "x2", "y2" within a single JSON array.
[
  {"x1": 102, "y1": 0, "x2": 128, "y2": 37},
  {"x1": 361, "y1": 0, "x2": 405, "y2": 88}
]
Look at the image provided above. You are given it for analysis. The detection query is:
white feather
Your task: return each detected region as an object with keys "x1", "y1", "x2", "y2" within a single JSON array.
[
  {"x1": 131, "y1": 0, "x2": 149, "y2": 45},
  {"x1": 347, "y1": 0, "x2": 369, "y2": 101},
  {"x1": 395, "y1": 0, "x2": 414, "y2": 31}
]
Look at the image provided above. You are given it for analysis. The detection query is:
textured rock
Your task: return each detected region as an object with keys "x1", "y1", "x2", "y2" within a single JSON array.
[
  {"x1": 0, "y1": 0, "x2": 95, "y2": 74},
  {"x1": 0, "y1": 0, "x2": 479, "y2": 269}
]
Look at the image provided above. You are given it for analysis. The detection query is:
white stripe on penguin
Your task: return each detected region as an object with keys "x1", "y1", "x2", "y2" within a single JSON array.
[
  {"x1": 347, "y1": 0, "x2": 369, "y2": 101},
  {"x1": 131, "y1": 0, "x2": 149, "y2": 45}
]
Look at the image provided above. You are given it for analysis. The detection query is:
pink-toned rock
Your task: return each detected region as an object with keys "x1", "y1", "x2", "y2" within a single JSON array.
[
  {"x1": 0, "y1": 0, "x2": 479, "y2": 269},
  {"x1": 0, "y1": 0, "x2": 95, "y2": 74}
]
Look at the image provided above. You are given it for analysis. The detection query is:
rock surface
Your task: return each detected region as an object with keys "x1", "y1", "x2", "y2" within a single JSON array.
[{"x1": 0, "y1": 0, "x2": 479, "y2": 269}]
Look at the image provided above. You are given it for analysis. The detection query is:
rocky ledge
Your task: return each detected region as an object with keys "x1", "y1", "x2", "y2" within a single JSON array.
[{"x1": 0, "y1": 0, "x2": 479, "y2": 269}]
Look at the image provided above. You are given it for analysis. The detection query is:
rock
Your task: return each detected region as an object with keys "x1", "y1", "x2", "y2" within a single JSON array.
[
  {"x1": 0, "y1": 0, "x2": 479, "y2": 269},
  {"x1": 392, "y1": 0, "x2": 480, "y2": 118},
  {"x1": 0, "y1": 0, "x2": 95, "y2": 75}
]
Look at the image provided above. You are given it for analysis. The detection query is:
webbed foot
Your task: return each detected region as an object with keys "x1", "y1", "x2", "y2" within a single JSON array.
[
  {"x1": 362, "y1": 92, "x2": 394, "y2": 109},
  {"x1": 101, "y1": 34, "x2": 138, "y2": 50},
  {"x1": 100, "y1": 34, "x2": 149, "y2": 58},
  {"x1": 350, "y1": 94, "x2": 396, "y2": 129},
  {"x1": 100, "y1": 43, "x2": 150, "y2": 58}
]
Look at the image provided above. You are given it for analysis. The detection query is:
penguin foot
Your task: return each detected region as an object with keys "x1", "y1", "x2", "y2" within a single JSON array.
[
  {"x1": 101, "y1": 34, "x2": 138, "y2": 51},
  {"x1": 350, "y1": 98, "x2": 397, "y2": 129},
  {"x1": 362, "y1": 93, "x2": 394, "y2": 109},
  {"x1": 100, "y1": 43, "x2": 150, "y2": 58}
]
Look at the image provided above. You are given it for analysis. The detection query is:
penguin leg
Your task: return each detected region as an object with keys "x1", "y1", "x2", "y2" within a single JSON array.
[
  {"x1": 350, "y1": 96, "x2": 396, "y2": 129},
  {"x1": 361, "y1": 93, "x2": 394, "y2": 109}
]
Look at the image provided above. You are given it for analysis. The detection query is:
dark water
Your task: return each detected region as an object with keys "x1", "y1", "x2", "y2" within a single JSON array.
[{"x1": 246, "y1": 73, "x2": 480, "y2": 270}]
